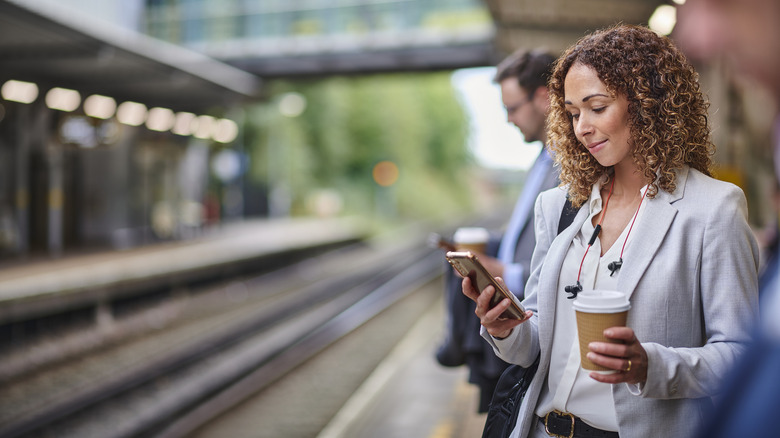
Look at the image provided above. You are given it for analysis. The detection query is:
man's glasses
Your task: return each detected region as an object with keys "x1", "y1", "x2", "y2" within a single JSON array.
[{"x1": 504, "y1": 96, "x2": 531, "y2": 115}]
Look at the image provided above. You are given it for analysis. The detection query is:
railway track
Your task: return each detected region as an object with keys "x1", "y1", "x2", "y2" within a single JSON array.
[{"x1": 0, "y1": 235, "x2": 447, "y2": 438}]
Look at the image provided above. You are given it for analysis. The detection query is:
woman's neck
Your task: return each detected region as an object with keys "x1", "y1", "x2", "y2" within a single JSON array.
[{"x1": 609, "y1": 165, "x2": 647, "y2": 199}]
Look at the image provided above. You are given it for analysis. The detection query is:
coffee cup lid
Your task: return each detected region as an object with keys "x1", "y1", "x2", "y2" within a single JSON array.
[
  {"x1": 453, "y1": 227, "x2": 489, "y2": 244},
  {"x1": 572, "y1": 290, "x2": 630, "y2": 313}
]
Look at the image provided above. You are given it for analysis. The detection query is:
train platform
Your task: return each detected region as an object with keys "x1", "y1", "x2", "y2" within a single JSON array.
[
  {"x1": 0, "y1": 216, "x2": 368, "y2": 323},
  {"x1": 0, "y1": 215, "x2": 492, "y2": 438},
  {"x1": 317, "y1": 296, "x2": 488, "y2": 438}
]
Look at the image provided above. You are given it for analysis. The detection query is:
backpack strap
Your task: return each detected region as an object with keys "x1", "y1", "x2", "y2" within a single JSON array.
[
  {"x1": 557, "y1": 197, "x2": 577, "y2": 236},
  {"x1": 482, "y1": 196, "x2": 580, "y2": 438}
]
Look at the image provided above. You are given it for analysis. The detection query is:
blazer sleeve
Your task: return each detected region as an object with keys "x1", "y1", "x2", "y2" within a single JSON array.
[
  {"x1": 639, "y1": 183, "x2": 760, "y2": 399},
  {"x1": 480, "y1": 189, "x2": 565, "y2": 367}
]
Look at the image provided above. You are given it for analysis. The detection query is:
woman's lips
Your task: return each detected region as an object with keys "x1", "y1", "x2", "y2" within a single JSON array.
[{"x1": 587, "y1": 140, "x2": 606, "y2": 153}]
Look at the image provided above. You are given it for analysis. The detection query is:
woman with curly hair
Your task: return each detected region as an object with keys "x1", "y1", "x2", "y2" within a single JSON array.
[{"x1": 463, "y1": 24, "x2": 759, "y2": 437}]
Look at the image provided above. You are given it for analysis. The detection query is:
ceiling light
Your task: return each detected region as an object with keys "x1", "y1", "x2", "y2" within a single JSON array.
[
  {"x1": 116, "y1": 101, "x2": 148, "y2": 126},
  {"x1": 212, "y1": 119, "x2": 239, "y2": 143},
  {"x1": 84, "y1": 94, "x2": 116, "y2": 119},
  {"x1": 194, "y1": 115, "x2": 215, "y2": 139},
  {"x1": 172, "y1": 112, "x2": 196, "y2": 136},
  {"x1": 1, "y1": 80, "x2": 39, "y2": 104},
  {"x1": 649, "y1": 5, "x2": 677, "y2": 36},
  {"x1": 45, "y1": 87, "x2": 81, "y2": 112},
  {"x1": 145, "y1": 107, "x2": 175, "y2": 132}
]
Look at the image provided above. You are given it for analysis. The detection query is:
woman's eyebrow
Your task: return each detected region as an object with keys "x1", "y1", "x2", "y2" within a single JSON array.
[
  {"x1": 564, "y1": 93, "x2": 610, "y2": 105},
  {"x1": 583, "y1": 93, "x2": 610, "y2": 102}
]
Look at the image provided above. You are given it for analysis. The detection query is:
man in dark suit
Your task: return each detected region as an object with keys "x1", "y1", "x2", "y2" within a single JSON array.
[
  {"x1": 676, "y1": 0, "x2": 780, "y2": 435},
  {"x1": 436, "y1": 49, "x2": 558, "y2": 412}
]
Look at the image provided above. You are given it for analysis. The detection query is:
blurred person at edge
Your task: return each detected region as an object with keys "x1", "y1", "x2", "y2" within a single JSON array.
[
  {"x1": 463, "y1": 24, "x2": 759, "y2": 437},
  {"x1": 676, "y1": 1, "x2": 780, "y2": 436},
  {"x1": 676, "y1": 0, "x2": 780, "y2": 294},
  {"x1": 435, "y1": 50, "x2": 559, "y2": 413}
]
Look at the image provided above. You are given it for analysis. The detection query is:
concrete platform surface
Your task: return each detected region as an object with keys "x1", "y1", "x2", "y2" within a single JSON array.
[{"x1": 317, "y1": 299, "x2": 487, "y2": 438}]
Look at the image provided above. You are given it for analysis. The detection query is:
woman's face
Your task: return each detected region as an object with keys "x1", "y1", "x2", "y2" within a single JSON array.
[{"x1": 564, "y1": 62, "x2": 633, "y2": 170}]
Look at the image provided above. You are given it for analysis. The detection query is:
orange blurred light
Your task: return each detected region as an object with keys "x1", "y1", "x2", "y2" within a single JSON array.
[{"x1": 372, "y1": 161, "x2": 399, "y2": 187}]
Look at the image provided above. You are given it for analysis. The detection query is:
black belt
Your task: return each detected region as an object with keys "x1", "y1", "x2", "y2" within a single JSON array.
[{"x1": 539, "y1": 410, "x2": 619, "y2": 438}]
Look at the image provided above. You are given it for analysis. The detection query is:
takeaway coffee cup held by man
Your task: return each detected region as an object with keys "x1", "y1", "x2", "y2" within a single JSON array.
[{"x1": 453, "y1": 227, "x2": 490, "y2": 255}]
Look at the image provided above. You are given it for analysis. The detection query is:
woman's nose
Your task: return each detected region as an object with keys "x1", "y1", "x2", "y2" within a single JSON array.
[{"x1": 574, "y1": 114, "x2": 592, "y2": 139}]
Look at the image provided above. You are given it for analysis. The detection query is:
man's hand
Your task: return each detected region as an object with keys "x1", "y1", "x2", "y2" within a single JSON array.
[{"x1": 475, "y1": 254, "x2": 505, "y2": 278}]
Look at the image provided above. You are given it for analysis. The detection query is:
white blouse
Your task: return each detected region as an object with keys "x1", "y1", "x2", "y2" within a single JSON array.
[{"x1": 533, "y1": 179, "x2": 649, "y2": 431}]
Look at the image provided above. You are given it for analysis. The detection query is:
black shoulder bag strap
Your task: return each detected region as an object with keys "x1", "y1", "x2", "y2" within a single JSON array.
[
  {"x1": 481, "y1": 197, "x2": 577, "y2": 438},
  {"x1": 558, "y1": 197, "x2": 577, "y2": 235}
]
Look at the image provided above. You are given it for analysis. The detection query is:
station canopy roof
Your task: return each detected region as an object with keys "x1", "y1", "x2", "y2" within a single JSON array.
[
  {"x1": 0, "y1": 0, "x2": 261, "y2": 113},
  {"x1": 483, "y1": 0, "x2": 666, "y2": 55}
]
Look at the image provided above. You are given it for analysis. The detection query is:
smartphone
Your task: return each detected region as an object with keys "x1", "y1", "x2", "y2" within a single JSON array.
[{"x1": 445, "y1": 251, "x2": 527, "y2": 320}]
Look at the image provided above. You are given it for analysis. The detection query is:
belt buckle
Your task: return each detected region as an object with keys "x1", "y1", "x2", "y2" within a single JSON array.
[{"x1": 544, "y1": 410, "x2": 575, "y2": 438}]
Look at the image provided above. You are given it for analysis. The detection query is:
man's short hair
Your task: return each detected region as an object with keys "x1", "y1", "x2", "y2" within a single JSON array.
[{"x1": 493, "y1": 49, "x2": 556, "y2": 96}]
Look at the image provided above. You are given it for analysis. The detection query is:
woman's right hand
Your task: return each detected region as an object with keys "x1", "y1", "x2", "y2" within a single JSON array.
[{"x1": 462, "y1": 276, "x2": 531, "y2": 339}]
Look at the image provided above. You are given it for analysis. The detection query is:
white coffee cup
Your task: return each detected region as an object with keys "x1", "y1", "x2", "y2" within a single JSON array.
[
  {"x1": 572, "y1": 290, "x2": 631, "y2": 374},
  {"x1": 453, "y1": 227, "x2": 490, "y2": 254}
]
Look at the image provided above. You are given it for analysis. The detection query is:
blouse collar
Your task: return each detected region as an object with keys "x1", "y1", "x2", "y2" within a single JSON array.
[{"x1": 586, "y1": 174, "x2": 652, "y2": 216}]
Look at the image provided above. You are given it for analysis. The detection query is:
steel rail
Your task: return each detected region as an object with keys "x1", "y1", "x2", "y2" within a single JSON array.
[{"x1": 0, "y1": 242, "x2": 443, "y2": 438}]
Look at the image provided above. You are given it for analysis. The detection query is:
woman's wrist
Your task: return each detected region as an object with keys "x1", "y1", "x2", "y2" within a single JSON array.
[{"x1": 491, "y1": 328, "x2": 513, "y2": 340}]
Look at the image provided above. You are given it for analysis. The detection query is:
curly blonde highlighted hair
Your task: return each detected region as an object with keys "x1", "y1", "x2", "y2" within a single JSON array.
[{"x1": 547, "y1": 24, "x2": 714, "y2": 207}]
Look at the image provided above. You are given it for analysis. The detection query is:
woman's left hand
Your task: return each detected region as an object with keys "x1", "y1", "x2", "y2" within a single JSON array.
[{"x1": 586, "y1": 326, "x2": 648, "y2": 384}]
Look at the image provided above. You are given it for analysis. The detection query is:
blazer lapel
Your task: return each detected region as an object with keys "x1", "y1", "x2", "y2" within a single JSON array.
[
  {"x1": 617, "y1": 167, "x2": 688, "y2": 299},
  {"x1": 538, "y1": 204, "x2": 590, "y2": 350}
]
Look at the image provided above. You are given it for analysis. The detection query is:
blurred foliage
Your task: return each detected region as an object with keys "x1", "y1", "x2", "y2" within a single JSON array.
[
  {"x1": 421, "y1": 8, "x2": 492, "y2": 29},
  {"x1": 146, "y1": 0, "x2": 491, "y2": 43},
  {"x1": 243, "y1": 72, "x2": 477, "y2": 223}
]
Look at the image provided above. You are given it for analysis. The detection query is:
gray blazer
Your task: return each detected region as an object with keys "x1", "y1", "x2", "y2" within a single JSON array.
[
  {"x1": 483, "y1": 166, "x2": 760, "y2": 438},
  {"x1": 504, "y1": 154, "x2": 560, "y2": 294}
]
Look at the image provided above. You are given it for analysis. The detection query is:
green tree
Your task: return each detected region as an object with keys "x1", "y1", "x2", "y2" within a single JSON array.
[{"x1": 244, "y1": 72, "x2": 476, "y2": 223}]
